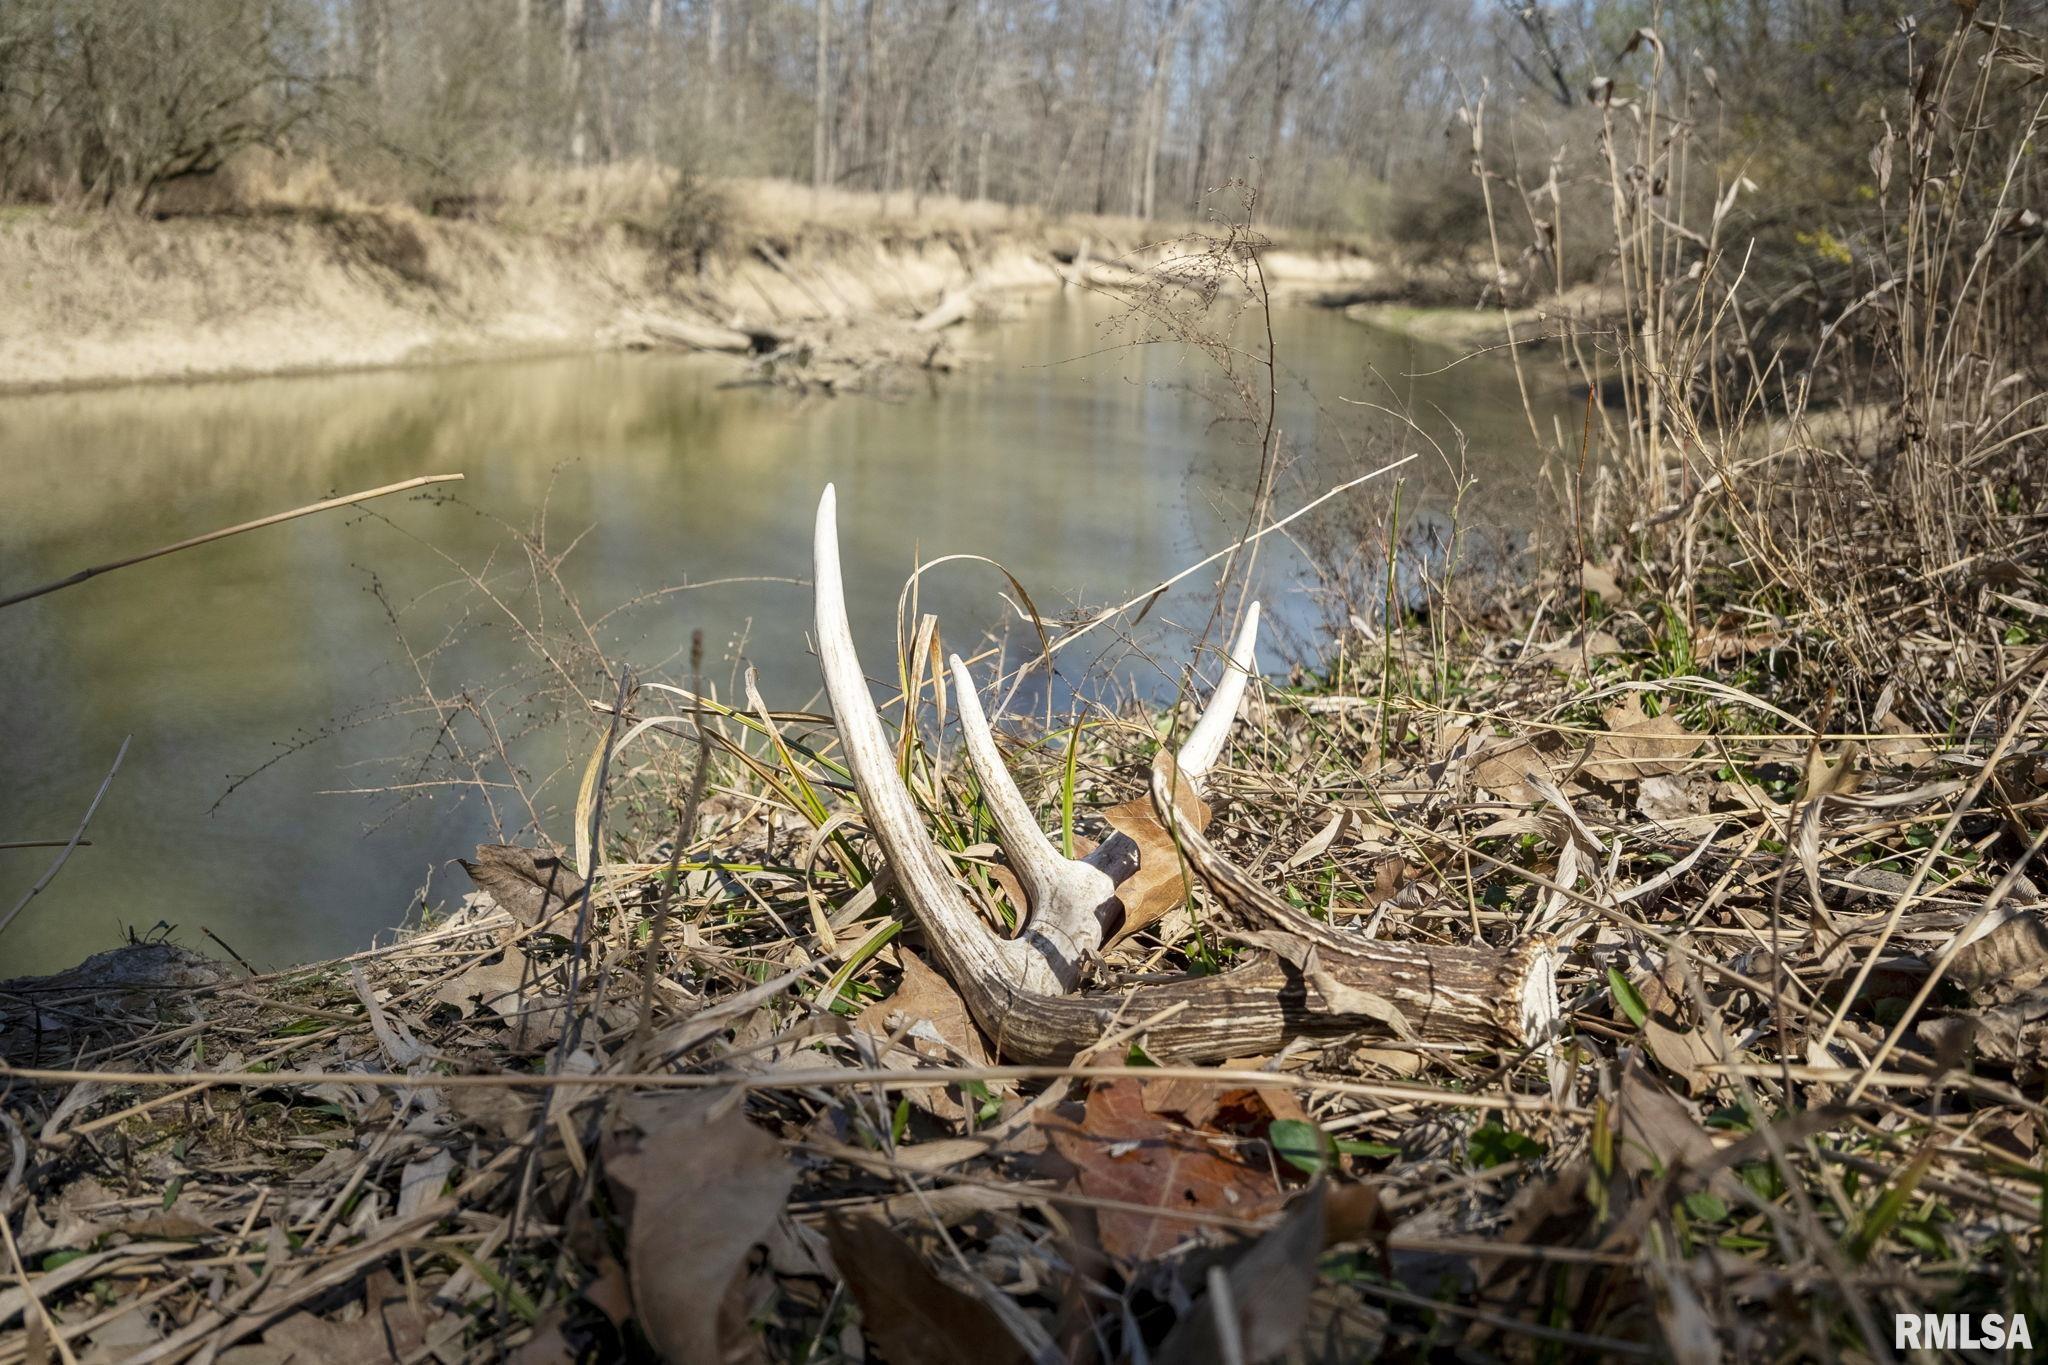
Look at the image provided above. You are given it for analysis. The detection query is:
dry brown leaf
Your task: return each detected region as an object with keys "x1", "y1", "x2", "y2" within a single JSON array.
[
  {"x1": 1156, "y1": 1185, "x2": 1328, "y2": 1365},
  {"x1": 1141, "y1": 1070, "x2": 1310, "y2": 1130},
  {"x1": 855, "y1": 948, "x2": 992, "y2": 1067},
  {"x1": 83, "y1": 1308, "x2": 164, "y2": 1358},
  {"x1": 823, "y1": 1217, "x2": 1029, "y2": 1365},
  {"x1": 1694, "y1": 626, "x2": 1789, "y2": 662},
  {"x1": 459, "y1": 845, "x2": 586, "y2": 928},
  {"x1": 1369, "y1": 855, "x2": 1423, "y2": 906},
  {"x1": 242, "y1": 1270, "x2": 428, "y2": 1364},
  {"x1": 606, "y1": 1094, "x2": 795, "y2": 1365},
  {"x1": 1101, "y1": 780, "x2": 1213, "y2": 944},
  {"x1": 1798, "y1": 740, "x2": 1863, "y2": 801},
  {"x1": 434, "y1": 946, "x2": 560, "y2": 1049},
  {"x1": 396, "y1": 1150, "x2": 454, "y2": 1220},
  {"x1": 1582, "y1": 694, "x2": 1698, "y2": 783},
  {"x1": 1870, "y1": 714, "x2": 1939, "y2": 770},
  {"x1": 503, "y1": 1309, "x2": 577, "y2": 1365},
  {"x1": 1709, "y1": 776, "x2": 1786, "y2": 818},
  {"x1": 1920, "y1": 991, "x2": 2048, "y2": 1082},
  {"x1": 1635, "y1": 971, "x2": 1722, "y2": 1095},
  {"x1": 1613, "y1": 1060, "x2": 1743, "y2": 1204},
  {"x1": 582, "y1": 1255, "x2": 635, "y2": 1330},
  {"x1": 1321, "y1": 1181, "x2": 1393, "y2": 1248},
  {"x1": 1947, "y1": 910, "x2": 2048, "y2": 1004},
  {"x1": 1352, "y1": 1044, "x2": 1425, "y2": 1077},
  {"x1": 444, "y1": 1082, "x2": 534, "y2": 1145},
  {"x1": 984, "y1": 860, "x2": 1029, "y2": 920},
  {"x1": 1635, "y1": 773, "x2": 1706, "y2": 825},
  {"x1": 1580, "y1": 561, "x2": 1622, "y2": 602},
  {"x1": 14, "y1": 1176, "x2": 117, "y2": 1258},
  {"x1": 1469, "y1": 814, "x2": 1549, "y2": 840},
  {"x1": 1468, "y1": 735, "x2": 1557, "y2": 804},
  {"x1": 1040, "y1": 1079, "x2": 1286, "y2": 1261},
  {"x1": 1530, "y1": 629, "x2": 1622, "y2": 677},
  {"x1": 1465, "y1": 1157, "x2": 1617, "y2": 1331},
  {"x1": 1284, "y1": 809, "x2": 1348, "y2": 869}
]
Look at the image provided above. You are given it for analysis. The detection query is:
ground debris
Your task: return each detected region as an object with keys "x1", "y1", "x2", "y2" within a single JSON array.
[{"x1": 4, "y1": 482, "x2": 2044, "y2": 1364}]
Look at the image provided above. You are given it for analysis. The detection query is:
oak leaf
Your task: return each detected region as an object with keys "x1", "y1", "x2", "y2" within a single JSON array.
[
  {"x1": 606, "y1": 1094, "x2": 795, "y2": 1364},
  {"x1": 1467, "y1": 733, "x2": 1562, "y2": 804},
  {"x1": 1099, "y1": 779, "x2": 1212, "y2": 944},
  {"x1": 433, "y1": 944, "x2": 561, "y2": 1049},
  {"x1": 824, "y1": 1216, "x2": 1029, "y2": 1365},
  {"x1": 1140, "y1": 1072, "x2": 1310, "y2": 1130},
  {"x1": 1947, "y1": 910, "x2": 2048, "y2": 1003},
  {"x1": 1156, "y1": 1185, "x2": 1328, "y2": 1364},
  {"x1": 459, "y1": 845, "x2": 585, "y2": 928},
  {"x1": 855, "y1": 948, "x2": 992, "y2": 1067},
  {"x1": 237, "y1": 1271, "x2": 428, "y2": 1364},
  {"x1": 1581, "y1": 694, "x2": 1697, "y2": 783},
  {"x1": 1040, "y1": 1080, "x2": 1285, "y2": 1261}
]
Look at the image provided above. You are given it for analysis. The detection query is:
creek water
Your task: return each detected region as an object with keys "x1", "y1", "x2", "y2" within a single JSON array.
[{"x1": 0, "y1": 292, "x2": 1566, "y2": 975}]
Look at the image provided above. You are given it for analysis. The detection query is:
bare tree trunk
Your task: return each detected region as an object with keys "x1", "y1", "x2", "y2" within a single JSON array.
[
  {"x1": 1134, "y1": 0, "x2": 1188, "y2": 220},
  {"x1": 1089, "y1": 0, "x2": 1130, "y2": 215},
  {"x1": 563, "y1": 0, "x2": 588, "y2": 165},
  {"x1": 703, "y1": 0, "x2": 723, "y2": 136},
  {"x1": 642, "y1": 0, "x2": 663, "y2": 159},
  {"x1": 592, "y1": 5, "x2": 618, "y2": 162},
  {"x1": 357, "y1": 0, "x2": 389, "y2": 100},
  {"x1": 735, "y1": 4, "x2": 754, "y2": 128},
  {"x1": 812, "y1": 0, "x2": 832, "y2": 188},
  {"x1": 1260, "y1": 43, "x2": 1297, "y2": 219},
  {"x1": 857, "y1": 0, "x2": 877, "y2": 188},
  {"x1": 885, "y1": 0, "x2": 960, "y2": 199},
  {"x1": 515, "y1": 0, "x2": 533, "y2": 155}
]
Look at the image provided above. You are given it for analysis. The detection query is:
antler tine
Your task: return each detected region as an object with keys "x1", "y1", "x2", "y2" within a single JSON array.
[
  {"x1": 945, "y1": 654, "x2": 1065, "y2": 900},
  {"x1": 948, "y1": 654, "x2": 1115, "y2": 980},
  {"x1": 1174, "y1": 601, "x2": 1260, "y2": 789},
  {"x1": 813, "y1": 486, "x2": 1069, "y2": 997}
]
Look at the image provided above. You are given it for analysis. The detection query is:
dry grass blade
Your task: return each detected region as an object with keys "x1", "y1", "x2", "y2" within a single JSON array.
[
  {"x1": 0, "y1": 737, "x2": 129, "y2": 941},
  {"x1": 0, "y1": 474, "x2": 465, "y2": 610}
]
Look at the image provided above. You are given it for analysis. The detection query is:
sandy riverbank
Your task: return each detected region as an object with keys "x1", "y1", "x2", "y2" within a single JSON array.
[{"x1": 0, "y1": 179, "x2": 1382, "y2": 392}]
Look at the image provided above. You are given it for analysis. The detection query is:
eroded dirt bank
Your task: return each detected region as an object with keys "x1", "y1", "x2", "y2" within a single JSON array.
[{"x1": 0, "y1": 190, "x2": 1380, "y2": 392}]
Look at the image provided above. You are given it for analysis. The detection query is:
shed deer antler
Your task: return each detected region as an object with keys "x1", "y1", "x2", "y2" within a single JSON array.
[
  {"x1": 814, "y1": 485, "x2": 1557, "y2": 1064},
  {"x1": 946, "y1": 603, "x2": 1259, "y2": 992}
]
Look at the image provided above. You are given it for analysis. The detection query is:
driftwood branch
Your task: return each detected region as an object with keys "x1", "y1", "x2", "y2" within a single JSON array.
[
  {"x1": 614, "y1": 312, "x2": 779, "y2": 354},
  {"x1": 912, "y1": 285, "x2": 977, "y2": 333}
]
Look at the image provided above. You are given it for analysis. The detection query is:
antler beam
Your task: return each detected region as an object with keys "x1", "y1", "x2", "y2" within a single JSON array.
[{"x1": 813, "y1": 485, "x2": 1557, "y2": 1064}]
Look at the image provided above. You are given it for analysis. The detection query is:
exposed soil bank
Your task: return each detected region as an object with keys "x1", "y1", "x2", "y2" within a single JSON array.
[{"x1": 0, "y1": 190, "x2": 1380, "y2": 392}]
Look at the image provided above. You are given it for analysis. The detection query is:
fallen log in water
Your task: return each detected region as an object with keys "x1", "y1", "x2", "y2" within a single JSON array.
[
  {"x1": 610, "y1": 311, "x2": 780, "y2": 354},
  {"x1": 912, "y1": 284, "x2": 977, "y2": 333}
]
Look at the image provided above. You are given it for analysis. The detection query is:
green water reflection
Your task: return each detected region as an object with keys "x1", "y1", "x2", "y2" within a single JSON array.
[{"x1": 0, "y1": 294, "x2": 1561, "y2": 973}]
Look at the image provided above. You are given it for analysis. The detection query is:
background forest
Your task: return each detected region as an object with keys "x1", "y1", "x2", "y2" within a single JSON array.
[{"x1": 0, "y1": 0, "x2": 2008, "y2": 240}]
